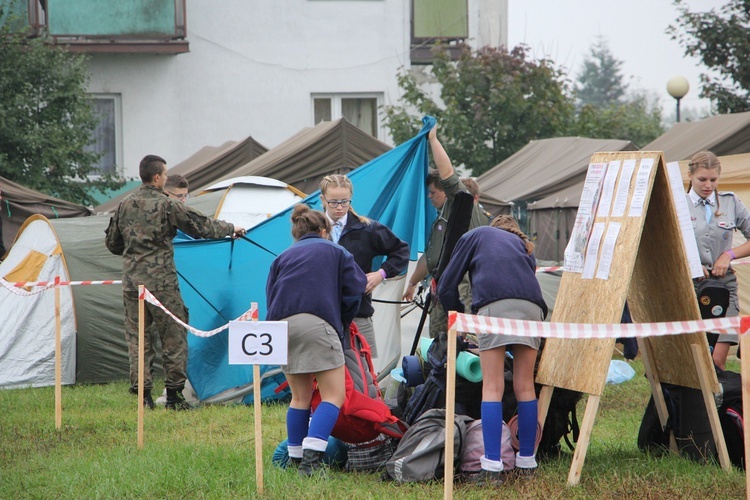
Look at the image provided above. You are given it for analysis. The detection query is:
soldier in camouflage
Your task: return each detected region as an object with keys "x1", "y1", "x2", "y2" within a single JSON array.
[{"x1": 105, "y1": 155, "x2": 246, "y2": 410}]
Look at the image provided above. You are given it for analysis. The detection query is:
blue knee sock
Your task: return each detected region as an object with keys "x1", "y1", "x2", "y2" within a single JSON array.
[
  {"x1": 286, "y1": 407, "x2": 311, "y2": 447},
  {"x1": 517, "y1": 399, "x2": 538, "y2": 457},
  {"x1": 307, "y1": 401, "x2": 340, "y2": 442},
  {"x1": 481, "y1": 401, "x2": 503, "y2": 462}
]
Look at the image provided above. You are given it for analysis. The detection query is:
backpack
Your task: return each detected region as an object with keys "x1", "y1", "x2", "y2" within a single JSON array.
[
  {"x1": 311, "y1": 323, "x2": 407, "y2": 444},
  {"x1": 502, "y1": 346, "x2": 583, "y2": 457},
  {"x1": 637, "y1": 368, "x2": 744, "y2": 469},
  {"x1": 460, "y1": 419, "x2": 515, "y2": 474},
  {"x1": 385, "y1": 409, "x2": 471, "y2": 483}
]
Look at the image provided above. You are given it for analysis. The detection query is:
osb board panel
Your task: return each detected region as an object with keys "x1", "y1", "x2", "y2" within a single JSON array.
[
  {"x1": 628, "y1": 155, "x2": 717, "y2": 391},
  {"x1": 537, "y1": 152, "x2": 716, "y2": 395}
]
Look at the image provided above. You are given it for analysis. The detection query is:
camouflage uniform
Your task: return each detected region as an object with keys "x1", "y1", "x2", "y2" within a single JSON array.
[
  {"x1": 425, "y1": 173, "x2": 488, "y2": 339},
  {"x1": 105, "y1": 185, "x2": 234, "y2": 391}
]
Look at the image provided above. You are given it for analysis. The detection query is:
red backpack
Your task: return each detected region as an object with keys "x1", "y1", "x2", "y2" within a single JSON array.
[{"x1": 311, "y1": 323, "x2": 407, "y2": 444}]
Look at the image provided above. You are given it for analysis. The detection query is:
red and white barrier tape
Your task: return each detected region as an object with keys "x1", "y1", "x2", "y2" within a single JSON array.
[
  {"x1": 0, "y1": 277, "x2": 122, "y2": 294},
  {"x1": 534, "y1": 259, "x2": 749, "y2": 275},
  {"x1": 140, "y1": 287, "x2": 257, "y2": 338},
  {"x1": 449, "y1": 311, "x2": 750, "y2": 339}
]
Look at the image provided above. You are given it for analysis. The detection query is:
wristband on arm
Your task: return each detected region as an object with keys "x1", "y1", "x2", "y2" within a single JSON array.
[
  {"x1": 379, "y1": 269, "x2": 387, "y2": 280},
  {"x1": 725, "y1": 249, "x2": 737, "y2": 260}
]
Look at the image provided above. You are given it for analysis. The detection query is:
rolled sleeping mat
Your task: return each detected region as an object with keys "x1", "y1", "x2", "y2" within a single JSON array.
[
  {"x1": 419, "y1": 337, "x2": 483, "y2": 383},
  {"x1": 401, "y1": 355, "x2": 424, "y2": 387}
]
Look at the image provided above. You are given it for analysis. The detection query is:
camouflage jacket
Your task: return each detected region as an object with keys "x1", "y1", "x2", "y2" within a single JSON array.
[{"x1": 105, "y1": 185, "x2": 234, "y2": 291}]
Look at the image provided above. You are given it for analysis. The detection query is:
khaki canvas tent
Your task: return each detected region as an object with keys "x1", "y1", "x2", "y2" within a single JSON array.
[
  {"x1": 210, "y1": 118, "x2": 391, "y2": 194},
  {"x1": 95, "y1": 135, "x2": 268, "y2": 213},
  {"x1": 0, "y1": 175, "x2": 91, "y2": 258},
  {"x1": 475, "y1": 137, "x2": 637, "y2": 261},
  {"x1": 0, "y1": 178, "x2": 304, "y2": 390}
]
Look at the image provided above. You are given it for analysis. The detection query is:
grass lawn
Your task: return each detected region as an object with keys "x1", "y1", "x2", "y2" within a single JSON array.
[{"x1": 0, "y1": 356, "x2": 745, "y2": 499}]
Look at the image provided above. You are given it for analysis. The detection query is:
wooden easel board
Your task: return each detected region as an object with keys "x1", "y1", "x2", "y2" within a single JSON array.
[
  {"x1": 537, "y1": 152, "x2": 716, "y2": 394},
  {"x1": 535, "y1": 151, "x2": 726, "y2": 484}
]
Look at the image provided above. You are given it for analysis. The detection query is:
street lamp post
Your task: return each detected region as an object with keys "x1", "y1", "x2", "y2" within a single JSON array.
[{"x1": 667, "y1": 76, "x2": 690, "y2": 123}]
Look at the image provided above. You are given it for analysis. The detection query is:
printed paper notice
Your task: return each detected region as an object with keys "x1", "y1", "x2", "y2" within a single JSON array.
[
  {"x1": 611, "y1": 159, "x2": 636, "y2": 217},
  {"x1": 582, "y1": 222, "x2": 606, "y2": 279},
  {"x1": 564, "y1": 162, "x2": 608, "y2": 273},
  {"x1": 628, "y1": 158, "x2": 654, "y2": 217},
  {"x1": 596, "y1": 160, "x2": 621, "y2": 218},
  {"x1": 666, "y1": 161, "x2": 703, "y2": 278},
  {"x1": 596, "y1": 222, "x2": 621, "y2": 280}
]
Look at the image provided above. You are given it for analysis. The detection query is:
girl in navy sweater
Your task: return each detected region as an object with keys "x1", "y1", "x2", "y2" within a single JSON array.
[
  {"x1": 266, "y1": 204, "x2": 367, "y2": 475},
  {"x1": 438, "y1": 215, "x2": 547, "y2": 485}
]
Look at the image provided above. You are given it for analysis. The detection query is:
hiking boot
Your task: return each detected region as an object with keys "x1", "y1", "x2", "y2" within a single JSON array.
[
  {"x1": 298, "y1": 449, "x2": 326, "y2": 477},
  {"x1": 287, "y1": 456, "x2": 302, "y2": 469},
  {"x1": 142, "y1": 390, "x2": 155, "y2": 410},
  {"x1": 464, "y1": 468, "x2": 505, "y2": 487},
  {"x1": 165, "y1": 389, "x2": 194, "y2": 411}
]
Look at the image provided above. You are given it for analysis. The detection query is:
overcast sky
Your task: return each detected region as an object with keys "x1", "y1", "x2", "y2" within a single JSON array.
[{"x1": 507, "y1": 0, "x2": 725, "y2": 118}]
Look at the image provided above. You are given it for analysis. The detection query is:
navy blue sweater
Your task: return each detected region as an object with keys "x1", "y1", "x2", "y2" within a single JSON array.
[
  {"x1": 266, "y1": 234, "x2": 367, "y2": 341},
  {"x1": 338, "y1": 216, "x2": 409, "y2": 318},
  {"x1": 437, "y1": 226, "x2": 548, "y2": 317}
]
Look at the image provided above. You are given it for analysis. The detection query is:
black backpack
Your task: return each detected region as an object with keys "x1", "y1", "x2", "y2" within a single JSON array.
[{"x1": 637, "y1": 368, "x2": 744, "y2": 469}]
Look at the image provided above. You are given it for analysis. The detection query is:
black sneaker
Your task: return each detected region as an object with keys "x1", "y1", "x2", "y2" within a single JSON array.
[
  {"x1": 464, "y1": 468, "x2": 505, "y2": 487},
  {"x1": 287, "y1": 456, "x2": 302, "y2": 469},
  {"x1": 165, "y1": 390, "x2": 194, "y2": 411},
  {"x1": 298, "y1": 449, "x2": 326, "y2": 477}
]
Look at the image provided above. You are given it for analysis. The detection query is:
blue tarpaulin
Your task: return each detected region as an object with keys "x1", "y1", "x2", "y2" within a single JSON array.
[{"x1": 174, "y1": 117, "x2": 437, "y2": 403}]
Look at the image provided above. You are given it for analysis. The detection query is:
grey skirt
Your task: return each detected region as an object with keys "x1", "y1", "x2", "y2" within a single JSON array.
[
  {"x1": 477, "y1": 298, "x2": 545, "y2": 351},
  {"x1": 282, "y1": 313, "x2": 345, "y2": 374}
]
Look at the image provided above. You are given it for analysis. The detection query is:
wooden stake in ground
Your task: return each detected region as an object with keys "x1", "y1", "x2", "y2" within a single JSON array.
[
  {"x1": 55, "y1": 276, "x2": 62, "y2": 430},
  {"x1": 741, "y1": 336, "x2": 750, "y2": 499},
  {"x1": 228, "y1": 303, "x2": 290, "y2": 496},
  {"x1": 253, "y1": 363, "x2": 263, "y2": 495},
  {"x1": 137, "y1": 285, "x2": 145, "y2": 450},
  {"x1": 444, "y1": 324, "x2": 457, "y2": 500}
]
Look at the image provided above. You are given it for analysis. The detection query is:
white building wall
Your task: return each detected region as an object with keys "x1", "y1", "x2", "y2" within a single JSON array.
[{"x1": 85, "y1": 0, "x2": 505, "y2": 179}]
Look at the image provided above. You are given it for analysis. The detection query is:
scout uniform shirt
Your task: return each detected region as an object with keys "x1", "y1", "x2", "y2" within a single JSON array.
[{"x1": 687, "y1": 188, "x2": 750, "y2": 270}]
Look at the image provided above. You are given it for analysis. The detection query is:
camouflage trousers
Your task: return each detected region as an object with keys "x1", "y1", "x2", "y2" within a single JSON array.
[
  {"x1": 428, "y1": 297, "x2": 448, "y2": 342},
  {"x1": 123, "y1": 289, "x2": 189, "y2": 391}
]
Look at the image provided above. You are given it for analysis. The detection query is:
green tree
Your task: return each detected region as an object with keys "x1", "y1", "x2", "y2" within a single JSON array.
[
  {"x1": 0, "y1": 12, "x2": 121, "y2": 205},
  {"x1": 572, "y1": 93, "x2": 664, "y2": 148},
  {"x1": 668, "y1": 0, "x2": 750, "y2": 113},
  {"x1": 575, "y1": 37, "x2": 627, "y2": 107},
  {"x1": 571, "y1": 39, "x2": 664, "y2": 147},
  {"x1": 382, "y1": 44, "x2": 574, "y2": 176}
]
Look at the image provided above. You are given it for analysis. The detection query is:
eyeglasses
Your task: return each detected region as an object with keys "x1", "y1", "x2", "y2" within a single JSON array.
[
  {"x1": 322, "y1": 197, "x2": 351, "y2": 208},
  {"x1": 167, "y1": 192, "x2": 189, "y2": 200}
]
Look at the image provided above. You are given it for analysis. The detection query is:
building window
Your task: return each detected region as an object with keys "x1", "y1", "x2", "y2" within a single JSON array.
[
  {"x1": 411, "y1": 0, "x2": 468, "y2": 64},
  {"x1": 86, "y1": 94, "x2": 122, "y2": 177},
  {"x1": 313, "y1": 94, "x2": 381, "y2": 138}
]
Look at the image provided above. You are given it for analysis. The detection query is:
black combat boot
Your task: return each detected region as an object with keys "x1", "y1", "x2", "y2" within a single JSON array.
[
  {"x1": 165, "y1": 389, "x2": 194, "y2": 411},
  {"x1": 143, "y1": 389, "x2": 155, "y2": 410}
]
